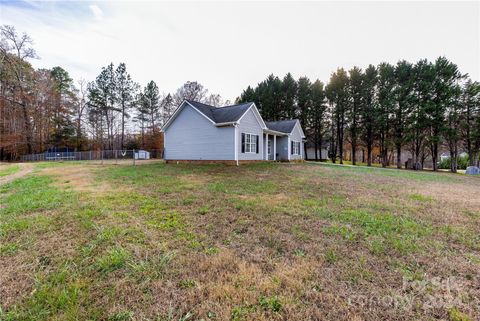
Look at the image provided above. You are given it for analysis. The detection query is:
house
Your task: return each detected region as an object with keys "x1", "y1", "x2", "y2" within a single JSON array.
[{"x1": 161, "y1": 100, "x2": 306, "y2": 165}]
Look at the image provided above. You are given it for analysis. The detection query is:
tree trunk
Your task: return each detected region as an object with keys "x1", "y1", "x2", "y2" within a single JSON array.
[
  {"x1": 367, "y1": 144, "x2": 372, "y2": 167},
  {"x1": 396, "y1": 144, "x2": 402, "y2": 169},
  {"x1": 351, "y1": 142, "x2": 356, "y2": 165},
  {"x1": 21, "y1": 101, "x2": 33, "y2": 154},
  {"x1": 432, "y1": 143, "x2": 438, "y2": 171},
  {"x1": 121, "y1": 102, "x2": 125, "y2": 149}
]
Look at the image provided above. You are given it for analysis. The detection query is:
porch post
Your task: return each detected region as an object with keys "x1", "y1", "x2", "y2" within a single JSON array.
[
  {"x1": 287, "y1": 135, "x2": 290, "y2": 161},
  {"x1": 266, "y1": 133, "x2": 269, "y2": 160},
  {"x1": 273, "y1": 135, "x2": 277, "y2": 161}
]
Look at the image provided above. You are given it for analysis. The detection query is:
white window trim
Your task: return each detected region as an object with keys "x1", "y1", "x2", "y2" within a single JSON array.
[
  {"x1": 244, "y1": 132, "x2": 258, "y2": 154},
  {"x1": 292, "y1": 140, "x2": 300, "y2": 155}
]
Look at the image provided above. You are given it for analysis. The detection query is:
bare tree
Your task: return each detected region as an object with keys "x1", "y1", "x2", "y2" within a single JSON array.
[
  {"x1": 74, "y1": 79, "x2": 88, "y2": 150},
  {"x1": 0, "y1": 25, "x2": 39, "y2": 153}
]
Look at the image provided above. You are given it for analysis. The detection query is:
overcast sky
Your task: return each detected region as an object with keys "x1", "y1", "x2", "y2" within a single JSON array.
[{"x1": 1, "y1": 0, "x2": 479, "y2": 102}]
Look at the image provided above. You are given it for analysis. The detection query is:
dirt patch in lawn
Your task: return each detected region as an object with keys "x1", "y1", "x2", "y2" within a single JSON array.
[
  {"x1": 0, "y1": 163, "x2": 33, "y2": 186},
  {"x1": 40, "y1": 165, "x2": 114, "y2": 194}
]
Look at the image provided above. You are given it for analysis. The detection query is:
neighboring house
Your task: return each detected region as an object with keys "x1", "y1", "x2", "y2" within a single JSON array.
[
  {"x1": 161, "y1": 100, "x2": 306, "y2": 164},
  {"x1": 305, "y1": 140, "x2": 330, "y2": 160}
]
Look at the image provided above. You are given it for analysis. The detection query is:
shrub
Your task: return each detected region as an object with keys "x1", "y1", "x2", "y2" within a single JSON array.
[{"x1": 439, "y1": 155, "x2": 469, "y2": 170}]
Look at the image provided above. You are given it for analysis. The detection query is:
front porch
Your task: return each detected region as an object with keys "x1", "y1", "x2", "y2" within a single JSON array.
[{"x1": 263, "y1": 130, "x2": 288, "y2": 161}]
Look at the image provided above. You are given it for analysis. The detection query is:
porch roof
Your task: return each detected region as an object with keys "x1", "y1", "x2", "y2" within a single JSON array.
[{"x1": 263, "y1": 129, "x2": 287, "y2": 136}]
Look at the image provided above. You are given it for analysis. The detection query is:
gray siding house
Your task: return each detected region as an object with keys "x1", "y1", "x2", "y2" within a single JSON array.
[{"x1": 162, "y1": 100, "x2": 306, "y2": 164}]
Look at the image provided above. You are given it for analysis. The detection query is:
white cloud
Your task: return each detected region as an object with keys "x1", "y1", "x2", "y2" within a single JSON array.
[
  {"x1": 0, "y1": 1, "x2": 478, "y2": 102},
  {"x1": 88, "y1": 4, "x2": 103, "y2": 20}
]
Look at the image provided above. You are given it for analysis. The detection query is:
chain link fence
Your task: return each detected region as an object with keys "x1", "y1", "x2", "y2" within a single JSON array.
[{"x1": 21, "y1": 149, "x2": 164, "y2": 165}]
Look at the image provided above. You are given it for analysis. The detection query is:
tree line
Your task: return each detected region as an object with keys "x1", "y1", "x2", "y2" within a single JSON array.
[
  {"x1": 0, "y1": 25, "x2": 227, "y2": 160},
  {"x1": 237, "y1": 59, "x2": 480, "y2": 172}
]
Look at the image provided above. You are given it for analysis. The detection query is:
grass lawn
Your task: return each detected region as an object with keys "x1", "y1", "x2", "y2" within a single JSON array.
[
  {"x1": 0, "y1": 164, "x2": 20, "y2": 177},
  {"x1": 0, "y1": 161, "x2": 479, "y2": 320}
]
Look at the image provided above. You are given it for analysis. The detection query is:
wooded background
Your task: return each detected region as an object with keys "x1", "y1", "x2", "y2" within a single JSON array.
[{"x1": 1, "y1": 25, "x2": 479, "y2": 173}]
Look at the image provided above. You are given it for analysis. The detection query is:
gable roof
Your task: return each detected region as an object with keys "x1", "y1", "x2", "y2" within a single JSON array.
[
  {"x1": 162, "y1": 99, "x2": 266, "y2": 131},
  {"x1": 265, "y1": 119, "x2": 306, "y2": 138},
  {"x1": 265, "y1": 119, "x2": 299, "y2": 134},
  {"x1": 162, "y1": 100, "x2": 304, "y2": 138},
  {"x1": 186, "y1": 100, "x2": 254, "y2": 124}
]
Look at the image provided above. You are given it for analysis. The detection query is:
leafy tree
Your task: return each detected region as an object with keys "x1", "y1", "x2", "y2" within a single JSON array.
[{"x1": 0, "y1": 25, "x2": 38, "y2": 153}]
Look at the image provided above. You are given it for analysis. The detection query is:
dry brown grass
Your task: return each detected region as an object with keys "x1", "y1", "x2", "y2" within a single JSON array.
[{"x1": 1, "y1": 162, "x2": 479, "y2": 320}]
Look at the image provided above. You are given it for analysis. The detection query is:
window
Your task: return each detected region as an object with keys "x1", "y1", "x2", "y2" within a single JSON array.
[
  {"x1": 291, "y1": 141, "x2": 300, "y2": 155},
  {"x1": 267, "y1": 140, "x2": 271, "y2": 155},
  {"x1": 242, "y1": 133, "x2": 258, "y2": 153}
]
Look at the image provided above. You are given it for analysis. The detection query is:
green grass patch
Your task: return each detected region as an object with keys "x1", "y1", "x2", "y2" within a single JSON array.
[
  {"x1": 97, "y1": 247, "x2": 132, "y2": 274},
  {"x1": 409, "y1": 193, "x2": 433, "y2": 202},
  {"x1": 0, "y1": 175, "x2": 73, "y2": 216},
  {"x1": 0, "y1": 164, "x2": 19, "y2": 177}
]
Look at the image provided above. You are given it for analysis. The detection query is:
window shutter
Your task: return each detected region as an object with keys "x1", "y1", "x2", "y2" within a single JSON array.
[
  {"x1": 241, "y1": 133, "x2": 245, "y2": 153},
  {"x1": 291, "y1": 141, "x2": 294, "y2": 155},
  {"x1": 256, "y1": 135, "x2": 259, "y2": 153}
]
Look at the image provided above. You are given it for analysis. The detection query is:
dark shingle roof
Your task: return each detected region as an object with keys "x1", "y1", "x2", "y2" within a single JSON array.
[
  {"x1": 265, "y1": 119, "x2": 298, "y2": 134},
  {"x1": 186, "y1": 100, "x2": 253, "y2": 123}
]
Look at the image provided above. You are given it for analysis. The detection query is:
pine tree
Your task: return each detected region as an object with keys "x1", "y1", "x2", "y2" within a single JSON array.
[
  {"x1": 237, "y1": 86, "x2": 256, "y2": 104},
  {"x1": 50, "y1": 66, "x2": 76, "y2": 148},
  {"x1": 87, "y1": 63, "x2": 117, "y2": 149},
  {"x1": 348, "y1": 67, "x2": 363, "y2": 165},
  {"x1": 139, "y1": 81, "x2": 161, "y2": 134},
  {"x1": 428, "y1": 57, "x2": 464, "y2": 171},
  {"x1": 393, "y1": 60, "x2": 414, "y2": 168},
  {"x1": 462, "y1": 80, "x2": 480, "y2": 166},
  {"x1": 310, "y1": 79, "x2": 327, "y2": 160},
  {"x1": 361, "y1": 65, "x2": 378, "y2": 166},
  {"x1": 377, "y1": 63, "x2": 396, "y2": 167},
  {"x1": 408, "y1": 59, "x2": 432, "y2": 170},
  {"x1": 326, "y1": 68, "x2": 349, "y2": 164},
  {"x1": 115, "y1": 63, "x2": 137, "y2": 149},
  {"x1": 281, "y1": 73, "x2": 298, "y2": 119},
  {"x1": 297, "y1": 77, "x2": 312, "y2": 158}
]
